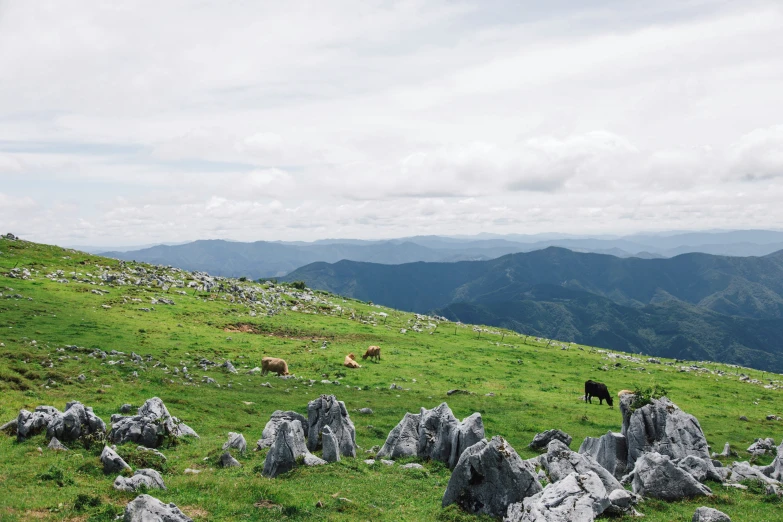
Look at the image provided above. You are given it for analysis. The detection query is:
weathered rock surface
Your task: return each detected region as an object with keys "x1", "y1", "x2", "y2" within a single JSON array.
[
  {"x1": 401, "y1": 463, "x2": 424, "y2": 469},
  {"x1": 321, "y1": 425, "x2": 340, "y2": 462},
  {"x1": 109, "y1": 397, "x2": 198, "y2": 448},
  {"x1": 219, "y1": 451, "x2": 241, "y2": 468},
  {"x1": 442, "y1": 436, "x2": 542, "y2": 518},
  {"x1": 306, "y1": 395, "x2": 357, "y2": 458},
  {"x1": 757, "y1": 441, "x2": 783, "y2": 481},
  {"x1": 726, "y1": 461, "x2": 781, "y2": 488},
  {"x1": 0, "y1": 418, "x2": 18, "y2": 434},
  {"x1": 101, "y1": 445, "x2": 132, "y2": 474},
  {"x1": 621, "y1": 395, "x2": 712, "y2": 473},
  {"x1": 677, "y1": 455, "x2": 723, "y2": 483},
  {"x1": 578, "y1": 431, "x2": 627, "y2": 480},
  {"x1": 222, "y1": 432, "x2": 246, "y2": 454},
  {"x1": 529, "y1": 429, "x2": 572, "y2": 451},
  {"x1": 505, "y1": 471, "x2": 612, "y2": 522},
  {"x1": 377, "y1": 412, "x2": 421, "y2": 459},
  {"x1": 256, "y1": 410, "x2": 307, "y2": 450},
  {"x1": 17, "y1": 402, "x2": 106, "y2": 443},
  {"x1": 123, "y1": 494, "x2": 192, "y2": 522},
  {"x1": 628, "y1": 452, "x2": 712, "y2": 500},
  {"x1": 262, "y1": 420, "x2": 312, "y2": 478},
  {"x1": 48, "y1": 437, "x2": 68, "y2": 451},
  {"x1": 114, "y1": 469, "x2": 166, "y2": 492},
  {"x1": 747, "y1": 437, "x2": 776, "y2": 456},
  {"x1": 692, "y1": 506, "x2": 731, "y2": 522},
  {"x1": 541, "y1": 440, "x2": 623, "y2": 494}
]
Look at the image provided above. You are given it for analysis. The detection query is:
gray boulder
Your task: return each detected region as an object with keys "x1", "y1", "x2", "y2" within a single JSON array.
[
  {"x1": 48, "y1": 437, "x2": 68, "y2": 451},
  {"x1": 505, "y1": 471, "x2": 611, "y2": 522},
  {"x1": 449, "y1": 412, "x2": 485, "y2": 469},
  {"x1": 442, "y1": 436, "x2": 542, "y2": 518},
  {"x1": 711, "y1": 442, "x2": 732, "y2": 458},
  {"x1": 16, "y1": 406, "x2": 60, "y2": 440},
  {"x1": 377, "y1": 412, "x2": 421, "y2": 459},
  {"x1": 628, "y1": 452, "x2": 712, "y2": 500},
  {"x1": 306, "y1": 395, "x2": 357, "y2": 458},
  {"x1": 46, "y1": 401, "x2": 107, "y2": 443},
  {"x1": 123, "y1": 494, "x2": 192, "y2": 522},
  {"x1": 222, "y1": 432, "x2": 247, "y2": 454},
  {"x1": 114, "y1": 469, "x2": 166, "y2": 492},
  {"x1": 222, "y1": 360, "x2": 238, "y2": 374},
  {"x1": 109, "y1": 397, "x2": 198, "y2": 448},
  {"x1": 321, "y1": 425, "x2": 340, "y2": 463},
  {"x1": 303, "y1": 454, "x2": 327, "y2": 466},
  {"x1": 757, "y1": 441, "x2": 783, "y2": 481},
  {"x1": 621, "y1": 395, "x2": 712, "y2": 472},
  {"x1": 529, "y1": 429, "x2": 572, "y2": 451},
  {"x1": 101, "y1": 445, "x2": 132, "y2": 474},
  {"x1": 726, "y1": 461, "x2": 781, "y2": 487},
  {"x1": 219, "y1": 451, "x2": 241, "y2": 468},
  {"x1": 692, "y1": 506, "x2": 731, "y2": 522},
  {"x1": 677, "y1": 455, "x2": 723, "y2": 483},
  {"x1": 120, "y1": 404, "x2": 133, "y2": 414},
  {"x1": 578, "y1": 431, "x2": 627, "y2": 480},
  {"x1": 747, "y1": 437, "x2": 776, "y2": 456},
  {"x1": 541, "y1": 440, "x2": 623, "y2": 494},
  {"x1": 262, "y1": 420, "x2": 310, "y2": 478},
  {"x1": 0, "y1": 418, "x2": 18, "y2": 434},
  {"x1": 256, "y1": 410, "x2": 306, "y2": 450}
]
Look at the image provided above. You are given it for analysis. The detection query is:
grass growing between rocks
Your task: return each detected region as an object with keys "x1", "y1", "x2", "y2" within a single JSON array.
[{"x1": 0, "y1": 237, "x2": 781, "y2": 521}]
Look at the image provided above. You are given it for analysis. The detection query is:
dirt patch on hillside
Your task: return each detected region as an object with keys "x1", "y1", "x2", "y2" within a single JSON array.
[
  {"x1": 222, "y1": 323, "x2": 379, "y2": 343},
  {"x1": 254, "y1": 500, "x2": 282, "y2": 511}
]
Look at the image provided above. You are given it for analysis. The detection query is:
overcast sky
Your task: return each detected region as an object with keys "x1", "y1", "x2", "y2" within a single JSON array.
[{"x1": 1, "y1": 0, "x2": 782, "y2": 246}]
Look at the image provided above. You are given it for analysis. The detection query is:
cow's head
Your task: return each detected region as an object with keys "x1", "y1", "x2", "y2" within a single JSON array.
[{"x1": 607, "y1": 396, "x2": 614, "y2": 407}]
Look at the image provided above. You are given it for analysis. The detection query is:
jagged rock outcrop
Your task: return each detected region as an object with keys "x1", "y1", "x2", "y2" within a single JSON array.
[
  {"x1": 692, "y1": 506, "x2": 731, "y2": 522},
  {"x1": 321, "y1": 425, "x2": 340, "y2": 463},
  {"x1": 726, "y1": 461, "x2": 781, "y2": 488},
  {"x1": 541, "y1": 440, "x2": 623, "y2": 494},
  {"x1": 377, "y1": 403, "x2": 484, "y2": 468},
  {"x1": 578, "y1": 431, "x2": 627, "y2": 480},
  {"x1": 262, "y1": 420, "x2": 324, "y2": 477},
  {"x1": 505, "y1": 471, "x2": 615, "y2": 522},
  {"x1": 109, "y1": 397, "x2": 198, "y2": 448},
  {"x1": 747, "y1": 437, "x2": 776, "y2": 456},
  {"x1": 442, "y1": 436, "x2": 542, "y2": 518},
  {"x1": 16, "y1": 402, "x2": 106, "y2": 443},
  {"x1": 101, "y1": 445, "x2": 132, "y2": 474},
  {"x1": 677, "y1": 455, "x2": 724, "y2": 483},
  {"x1": 757, "y1": 441, "x2": 783, "y2": 481},
  {"x1": 529, "y1": 429, "x2": 572, "y2": 451},
  {"x1": 123, "y1": 494, "x2": 192, "y2": 522},
  {"x1": 222, "y1": 432, "x2": 247, "y2": 454},
  {"x1": 306, "y1": 395, "x2": 357, "y2": 458},
  {"x1": 621, "y1": 395, "x2": 713, "y2": 473},
  {"x1": 114, "y1": 469, "x2": 166, "y2": 492},
  {"x1": 256, "y1": 410, "x2": 307, "y2": 450},
  {"x1": 627, "y1": 452, "x2": 712, "y2": 500}
]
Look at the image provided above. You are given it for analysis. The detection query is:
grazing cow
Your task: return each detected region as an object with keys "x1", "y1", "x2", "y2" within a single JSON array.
[
  {"x1": 617, "y1": 389, "x2": 635, "y2": 398},
  {"x1": 344, "y1": 353, "x2": 362, "y2": 369},
  {"x1": 261, "y1": 357, "x2": 289, "y2": 376},
  {"x1": 584, "y1": 380, "x2": 614, "y2": 407},
  {"x1": 362, "y1": 345, "x2": 381, "y2": 362}
]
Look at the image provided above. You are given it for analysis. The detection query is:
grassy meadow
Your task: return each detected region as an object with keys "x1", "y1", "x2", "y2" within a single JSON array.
[{"x1": 0, "y1": 237, "x2": 781, "y2": 521}]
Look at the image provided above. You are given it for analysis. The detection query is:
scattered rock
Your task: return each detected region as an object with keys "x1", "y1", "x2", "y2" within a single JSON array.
[
  {"x1": 747, "y1": 437, "x2": 776, "y2": 456},
  {"x1": 443, "y1": 436, "x2": 542, "y2": 518},
  {"x1": 120, "y1": 404, "x2": 133, "y2": 414},
  {"x1": 446, "y1": 389, "x2": 470, "y2": 396},
  {"x1": 223, "y1": 432, "x2": 247, "y2": 454},
  {"x1": 262, "y1": 420, "x2": 318, "y2": 478},
  {"x1": 321, "y1": 425, "x2": 340, "y2": 463},
  {"x1": 381, "y1": 459, "x2": 394, "y2": 466},
  {"x1": 358, "y1": 408, "x2": 373, "y2": 415},
  {"x1": 123, "y1": 494, "x2": 192, "y2": 522},
  {"x1": 222, "y1": 360, "x2": 238, "y2": 374},
  {"x1": 578, "y1": 431, "x2": 627, "y2": 480},
  {"x1": 109, "y1": 397, "x2": 198, "y2": 448},
  {"x1": 506, "y1": 471, "x2": 613, "y2": 522},
  {"x1": 402, "y1": 463, "x2": 424, "y2": 470},
  {"x1": 627, "y1": 452, "x2": 712, "y2": 500},
  {"x1": 0, "y1": 418, "x2": 18, "y2": 435},
  {"x1": 364, "y1": 459, "x2": 376, "y2": 465},
  {"x1": 377, "y1": 412, "x2": 421, "y2": 460},
  {"x1": 256, "y1": 410, "x2": 307, "y2": 450},
  {"x1": 47, "y1": 437, "x2": 68, "y2": 451},
  {"x1": 692, "y1": 506, "x2": 731, "y2": 522},
  {"x1": 101, "y1": 445, "x2": 132, "y2": 474},
  {"x1": 529, "y1": 429, "x2": 572, "y2": 451},
  {"x1": 219, "y1": 451, "x2": 241, "y2": 468},
  {"x1": 739, "y1": 416, "x2": 748, "y2": 422},
  {"x1": 712, "y1": 442, "x2": 733, "y2": 459},
  {"x1": 183, "y1": 468, "x2": 201, "y2": 474},
  {"x1": 306, "y1": 395, "x2": 357, "y2": 458},
  {"x1": 114, "y1": 469, "x2": 166, "y2": 492},
  {"x1": 17, "y1": 402, "x2": 106, "y2": 443},
  {"x1": 677, "y1": 455, "x2": 724, "y2": 483}
]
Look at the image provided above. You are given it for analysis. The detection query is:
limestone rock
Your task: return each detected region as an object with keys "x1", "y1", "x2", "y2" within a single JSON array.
[
  {"x1": 377, "y1": 412, "x2": 421, "y2": 459},
  {"x1": 757, "y1": 441, "x2": 783, "y2": 481},
  {"x1": 621, "y1": 395, "x2": 712, "y2": 473},
  {"x1": 677, "y1": 455, "x2": 723, "y2": 483},
  {"x1": 222, "y1": 432, "x2": 247, "y2": 454},
  {"x1": 306, "y1": 395, "x2": 357, "y2": 458},
  {"x1": 692, "y1": 506, "x2": 731, "y2": 522},
  {"x1": 505, "y1": 471, "x2": 611, "y2": 522},
  {"x1": 219, "y1": 451, "x2": 241, "y2": 468},
  {"x1": 123, "y1": 494, "x2": 192, "y2": 522},
  {"x1": 442, "y1": 436, "x2": 542, "y2": 518},
  {"x1": 101, "y1": 445, "x2": 132, "y2": 474},
  {"x1": 0, "y1": 418, "x2": 18, "y2": 434},
  {"x1": 747, "y1": 437, "x2": 776, "y2": 456},
  {"x1": 303, "y1": 453, "x2": 327, "y2": 466},
  {"x1": 541, "y1": 440, "x2": 623, "y2": 494},
  {"x1": 726, "y1": 461, "x2": 780, "y2": 488},
  {"x1": 109, "y1": 397, "x2": 198, "y2": 448},
  {"x1": 529, "y1": 429, "x2": 572, "y2": 451},
  {"x1": 262, "y1": 420, "x2": 310, "y2": 478},
  {"x1": 120, "y1": 404, "x2": 133, "y2": 414},
  {"x1": 321, "y1": 425, "x2": 340, "y2": 463},
  {"x1": 114, "y1": 469, "x2": 166, "y2": 492},
  {"x1": 401, "y1": 463, "x2": 424, "y2": 469},
  {"x1": 256, "y1": 410, "x2": 306, "y2": 450},
  {"x1": 628, "y1": 452, "x2": 712, "y2": 500},
  {"x1": 578, "y1": 431, "x2": 627, "y2": 480},
  {"x1": 47, "y1": 401, "x2": 107, "y2": 443},
  {"x1": 48, "y1": 437, "x2": 68, "y2": 451}
]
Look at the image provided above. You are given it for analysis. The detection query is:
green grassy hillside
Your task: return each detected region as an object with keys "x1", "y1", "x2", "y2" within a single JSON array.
[{"x1": 0, "y1": 238, "x2": 781, "y2": 521}]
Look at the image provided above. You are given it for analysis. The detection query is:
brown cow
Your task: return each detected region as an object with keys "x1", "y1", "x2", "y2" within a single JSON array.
[
  {"x1": 344, "y1": 353, "x2": 361, "y2": 369},
  {"x1": 362, "y1": 345, "x2": 381, "y2": 362},
  {"x1": 261, "y1": 356, "x2": 289, "y2": 376},
  {"x1": 617, "y1": 389, "x2": 635, "y2": 398}
]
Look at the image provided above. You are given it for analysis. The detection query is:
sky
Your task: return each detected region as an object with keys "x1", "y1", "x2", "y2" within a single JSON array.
[{"x1": 1, "y1": 0, "x2": 783, "y2": 247}]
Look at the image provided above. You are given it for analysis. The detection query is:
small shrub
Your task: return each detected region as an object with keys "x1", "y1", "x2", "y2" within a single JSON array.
[
  {"x1": 630, "y1": 385, "x2": 668, "y2": 411},
  {"x1": 74, "y1": 493, "x2": 102, "y2": 511},
  {"x1": 38, "y1": 465, "x2": 74, "y2": 487}
]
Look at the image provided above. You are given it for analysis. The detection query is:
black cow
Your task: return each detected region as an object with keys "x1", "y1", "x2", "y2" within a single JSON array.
[{"x1": 585, "y1": 380, "x2": 614, "y2": 407}]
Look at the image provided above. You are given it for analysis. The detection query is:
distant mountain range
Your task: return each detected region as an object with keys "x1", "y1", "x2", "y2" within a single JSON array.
[
  {"x1": 99, "y1": 230, "x2": 783, "y2": 279},
  {"x1": 282, "y1": 248, "x2": 783, "y2": 372}
]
